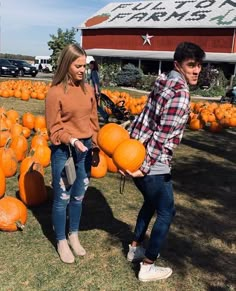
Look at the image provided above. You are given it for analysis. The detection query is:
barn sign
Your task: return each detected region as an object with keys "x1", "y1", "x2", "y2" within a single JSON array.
[{"x1": 81, "y1": 0, "x2": 236, "y2": 29}]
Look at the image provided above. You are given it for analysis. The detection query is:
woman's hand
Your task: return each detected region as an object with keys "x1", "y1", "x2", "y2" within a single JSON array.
[{"x1": 74, "y1": 140, "x2": 88, "y2": 152}]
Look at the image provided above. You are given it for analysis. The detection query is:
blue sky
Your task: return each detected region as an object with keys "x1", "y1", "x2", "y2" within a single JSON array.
[{"x1": 0, "y1": 0, "x2": 135, "y2": 56}]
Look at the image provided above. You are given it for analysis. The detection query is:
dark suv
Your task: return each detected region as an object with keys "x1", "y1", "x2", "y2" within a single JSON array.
[
  {"x1": 0, "y1": 58, "x2": 19, "y2": 77},
  {"x1": 8, "y1": 59, "x2": 38, "y2": 77}
]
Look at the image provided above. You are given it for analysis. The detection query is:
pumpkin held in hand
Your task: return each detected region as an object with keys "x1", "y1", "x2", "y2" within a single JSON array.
[
  {"x1": 97, "y1": 123, "x2": 129, "y2": 157},
  {"x1": 112, "y1": 139, "x2": 146, "y2": 172}
]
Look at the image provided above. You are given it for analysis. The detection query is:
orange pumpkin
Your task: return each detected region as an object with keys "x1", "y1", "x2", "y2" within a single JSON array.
[
  {"x1": 189, "y1": 118, "x2": 203, "y2": 131},
  {"x1": 0, "y1": 196, "x2": 27, "y2": 231},
  {"x1": 10, "y1": 134, "x2": 28, "y2": 162},
  {"x1": 20, "y1": 156, "x2": 44, "y2": 176},
  {"x1": 6, "y1": 109, "x2": 19, "y2": 124},
  {"x1": 0, "y1": 129, "x2": 11, "y2": 147},
  {"x1": 112, "y1": 139, "x2": 146, "y2": 172},
  {"x1": 0, "y1": 140, "x2": 18, "y2": 177},
  {"x1": 34, "y1": 115, "x2": 46, "y2": 131},
  {"x1": 33, "y1": 145, "x2": 51, "y2": 167},
  {"x1": 22, "y1": 112, "x2": 35, "y2": 130},
  {"x1": 97, "y1": 123, "x2": 130, "y2": 157},
  {"x1": 18, "y1": 164, "x2": 48, "y2": 206},
  {"x1": 0, "y1": 167, "x2": 6, "y2": 198}
]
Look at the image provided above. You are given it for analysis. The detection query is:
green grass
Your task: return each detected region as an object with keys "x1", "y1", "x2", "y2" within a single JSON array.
[{"x1": 0, "y1": 94, "x2": 236, "y2": 291}]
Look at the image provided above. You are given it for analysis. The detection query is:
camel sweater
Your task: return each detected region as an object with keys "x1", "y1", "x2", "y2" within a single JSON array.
[{"x1": 45, "y1": 83, "x2": 100, "y2": 147}]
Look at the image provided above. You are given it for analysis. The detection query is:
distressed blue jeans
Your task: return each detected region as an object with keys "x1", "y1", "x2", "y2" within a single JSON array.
[
  {"x1": 50, "y1": 138, "x2": 92, "y2": 241},
  {"x1": 133, "y1": 174, "x2": 175, "y2": 261}
]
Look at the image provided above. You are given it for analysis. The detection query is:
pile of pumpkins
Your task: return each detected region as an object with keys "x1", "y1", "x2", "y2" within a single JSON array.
[
  {"x1": 188, "y1": 101, "x2": 236, "y2": 132},
  {"x1": 0, "y1": 80, "x2": 50, "y2": 100},
  {"x1": 101, "y1": 89, "x2": 148, "y2": 116},
  {"x1": 91, "y1": 123, "x2": 145, "y2": 179},
  {"x1": 0, "y1": 107, "x2": 50, "y2": 232}
]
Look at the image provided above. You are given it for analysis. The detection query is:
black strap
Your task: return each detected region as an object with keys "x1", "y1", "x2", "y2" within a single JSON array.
[{"x1": 119, "y1": 174, "x2": 126, "y2": 194}]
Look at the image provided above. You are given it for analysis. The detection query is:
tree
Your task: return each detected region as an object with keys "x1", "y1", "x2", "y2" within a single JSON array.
[
  {"x1": 47, "y1": 27, "x2": 77, "y2": 71},
  {"x1": 115, "y1": 63, "x2": 143, "y2": 87}
]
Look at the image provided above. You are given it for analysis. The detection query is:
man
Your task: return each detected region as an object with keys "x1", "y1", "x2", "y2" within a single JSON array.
[{"x1": 125, "y1": 42, "x2": 205, "y2": 282}]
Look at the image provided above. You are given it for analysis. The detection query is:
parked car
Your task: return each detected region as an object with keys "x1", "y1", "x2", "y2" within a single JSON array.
[
  {"x1": 0, "y1": 58, "x2": 19, "y2": 77},
  {"x1": 7, "y1": 59, "x2": 38, "y2": 77}
]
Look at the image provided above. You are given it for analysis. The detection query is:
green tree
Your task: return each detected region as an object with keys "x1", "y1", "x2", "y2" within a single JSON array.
[{"x1": 47, "y1": 27, "x2": 77, "y2": 70}]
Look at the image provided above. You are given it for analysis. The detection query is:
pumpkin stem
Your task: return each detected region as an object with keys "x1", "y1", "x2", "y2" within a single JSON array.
[{"x1": 16, "y1": 221, "x2": 25, "y2": 231}]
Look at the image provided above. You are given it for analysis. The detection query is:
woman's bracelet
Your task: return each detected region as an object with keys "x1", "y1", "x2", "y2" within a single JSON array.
[{"x1": 70, "y1": 138, "x2": 79, "y2": 147}]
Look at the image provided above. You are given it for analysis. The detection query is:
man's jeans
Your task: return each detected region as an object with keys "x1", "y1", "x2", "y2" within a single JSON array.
[
  {"x1": 133, "y1": 174, "x2": 175, "y2": 261},
  {"x1": 50, "y1": 139, "x2": 92, "y2": 241}
]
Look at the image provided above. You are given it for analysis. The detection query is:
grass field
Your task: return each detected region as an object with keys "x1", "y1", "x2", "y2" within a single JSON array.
[{"x1": 0, "y1": 94, "x2": 235, "y2": 291}]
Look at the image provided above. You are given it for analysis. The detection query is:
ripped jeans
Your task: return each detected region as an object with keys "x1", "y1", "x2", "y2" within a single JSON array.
[{"x1": 50, "y1": 138, "x2": 92, "y2": 241}]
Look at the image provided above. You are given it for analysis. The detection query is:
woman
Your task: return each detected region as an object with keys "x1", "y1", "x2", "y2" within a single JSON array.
[
  {"x1": 89, "y1": 60, "x2": 109, "y2": 123},
  {"x1": 45, "y1": 44, "x2": 100, "y2": 264}
]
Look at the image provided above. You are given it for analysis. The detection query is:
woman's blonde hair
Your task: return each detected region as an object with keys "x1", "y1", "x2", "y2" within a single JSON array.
[{"x1": 51, "y1": 43, "x2": 87, "y2": 92}]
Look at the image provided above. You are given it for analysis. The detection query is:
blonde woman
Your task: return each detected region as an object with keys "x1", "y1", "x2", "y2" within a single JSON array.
[{"x1": 45, "y1": 44, "x2": 100, "y2": 264}]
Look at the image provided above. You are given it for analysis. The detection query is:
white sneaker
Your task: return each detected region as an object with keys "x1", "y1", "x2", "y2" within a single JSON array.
[
  {"x1": 138, "y1": 262, "x2": 172, "y2": 282},
  {"x1": 127, "y1": 244, "x2": 146, "y2": 262}
]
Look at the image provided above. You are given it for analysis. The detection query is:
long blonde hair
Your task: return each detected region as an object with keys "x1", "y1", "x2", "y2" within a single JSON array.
[{"x1": 51, "y1": 43, "x2": 87, "y2": 92}]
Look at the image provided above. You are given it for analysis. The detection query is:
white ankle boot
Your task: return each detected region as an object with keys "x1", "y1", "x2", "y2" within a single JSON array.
[
  {"x1": 57, "y1": 239, "x2": 75, "y2": 264},
  {"x1": 68, "y1": 233, "x2": 86, "y2": 256}
]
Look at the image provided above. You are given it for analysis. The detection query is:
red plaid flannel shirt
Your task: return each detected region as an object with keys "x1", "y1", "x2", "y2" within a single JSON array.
[{"x1": 129, "y1": 70, "x2": 190, "y2": 174}]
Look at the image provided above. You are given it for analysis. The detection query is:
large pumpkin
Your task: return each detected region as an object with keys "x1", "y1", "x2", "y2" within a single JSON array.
[
  {"x1": 97, "y1": 123, "x2": 130, "y2": 157},
  {"x1": 18, "y1": 164, "x2": 48, "y2": 206},
  {"x1": 0, "y1": 196, "x2": 27, "y2": 231},
  {"x1": 112, "y1": 139, "x2": 146, "y2": 172}
]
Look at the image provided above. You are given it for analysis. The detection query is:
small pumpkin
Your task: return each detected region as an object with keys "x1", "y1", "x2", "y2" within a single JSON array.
[
  {"x1": 0, "y1": 196, "x2": 27, "y2": 231},
  {"x1": 0, "y1": 139, "x2": 18, "y2": 177}
]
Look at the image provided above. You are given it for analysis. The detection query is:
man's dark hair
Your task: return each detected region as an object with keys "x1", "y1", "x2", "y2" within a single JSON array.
[{"x1": 174, "y1": 42, "x2": 205, "y2": 63}]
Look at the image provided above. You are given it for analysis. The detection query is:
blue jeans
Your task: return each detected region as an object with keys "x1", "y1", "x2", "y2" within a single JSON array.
[
  {"x1": 133, "y1": 174, "x2": 175, "y2": 261},
  {"x1": 50, "y1": 138, "x2": 92, "y2": 241}
]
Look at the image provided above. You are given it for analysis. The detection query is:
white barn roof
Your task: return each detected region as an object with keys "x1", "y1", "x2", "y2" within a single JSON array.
[
  {"x1": 80, "y1": 0, "x2": 236, "y2": 29},
  {"x1": 85, "y1": 48, "x2": 236, "y2": 63}
]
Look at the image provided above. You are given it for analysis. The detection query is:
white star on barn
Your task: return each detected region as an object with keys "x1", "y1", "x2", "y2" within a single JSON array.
[{"x1": 142, "y1": 33, "x2": 154, "y2": 45}]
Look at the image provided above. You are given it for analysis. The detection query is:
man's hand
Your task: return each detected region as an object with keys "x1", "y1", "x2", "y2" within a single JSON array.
[
  {"x1": 91, "y1": 147, "x2": 100, "y2": 167},
  {"x1": 119, "y1": 169, "x2": 144, "y2": 177}
]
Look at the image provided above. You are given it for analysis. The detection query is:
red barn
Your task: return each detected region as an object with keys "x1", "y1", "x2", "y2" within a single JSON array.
[{"x1": 79, "y1": 0, "x2": 236, "y2": 78}]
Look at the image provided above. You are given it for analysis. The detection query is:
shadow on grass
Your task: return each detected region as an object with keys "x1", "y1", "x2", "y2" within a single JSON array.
[
  {"x1": 30, "y1": 185, "x2": 133, "y2": 259},
  {"x1": 27, "y1": 186, "x2": 55, "y2": 246},
  {"x1": 168, "y1": 129, "x2": 236, "y2": 289},
  {"x1": 80, "y1": 186, "x2": 133, "y2": 257}
]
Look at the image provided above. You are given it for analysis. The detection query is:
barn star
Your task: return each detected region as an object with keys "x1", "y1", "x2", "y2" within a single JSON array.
[{"x1": 142, "y1": 33, "x2": 154, "y2": 45}]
